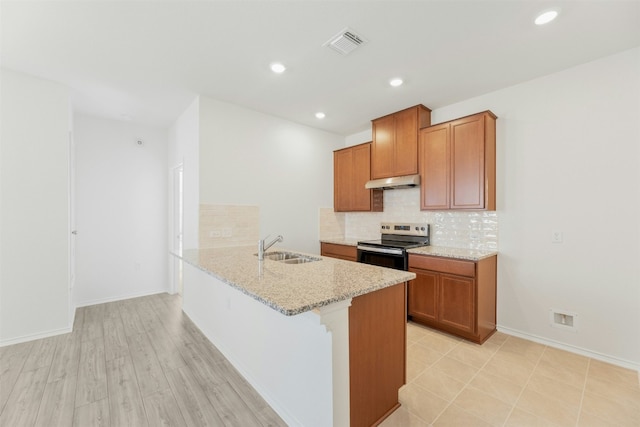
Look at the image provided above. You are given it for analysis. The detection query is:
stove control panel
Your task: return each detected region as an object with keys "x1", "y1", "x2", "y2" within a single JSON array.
[{"x1": 380, "y1": 222, "x2": 430, "y2": 237}]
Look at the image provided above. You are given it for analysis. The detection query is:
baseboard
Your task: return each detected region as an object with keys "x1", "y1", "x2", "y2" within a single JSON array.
[
  {"x1": 75, "y1": 289, "x2": 169, "y2": 308},
  {"x1": 498, "y1": 325, "x2": 640, "y2": 372},
  {"x1": 1, "y1": 290, "x2": 173, "y2": 348},
  {"x1": 0, "y1": 326, "x2": 72, "y2": 348}
]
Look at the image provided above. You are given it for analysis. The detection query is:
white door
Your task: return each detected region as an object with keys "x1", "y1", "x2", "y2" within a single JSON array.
[
  {"x1": 171, "y1": 164, "x2": 184, "y2": 294},
  {"x1": 69, "y1": 131, "x2": 77, "y2": 321}
]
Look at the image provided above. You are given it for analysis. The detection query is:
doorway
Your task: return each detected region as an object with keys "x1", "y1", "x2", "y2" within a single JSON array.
[{"x1": 170, "y1": 164, "x2": 184, "y2": 295}]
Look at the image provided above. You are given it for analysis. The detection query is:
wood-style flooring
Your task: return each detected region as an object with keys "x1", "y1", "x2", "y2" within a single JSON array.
[{"x1": 0, "y1": 293, "x2": 287, "y2": 427}]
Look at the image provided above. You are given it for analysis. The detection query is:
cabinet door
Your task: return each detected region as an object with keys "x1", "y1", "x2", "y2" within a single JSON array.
[
  {"x1": 334, "y1": 148, "x2": 353, "y2": 211},
  {"x1": 334, "y1": 143, "x2": 377, "y2": 212},
  {"x1": 393, "y1": 108, "x2": 419, "y2": 176},
  {"x1": 371, "y1": 114, "x2": 395, "y2": 179},
  {"x1": 450, "y1": 114, "x2": 485, "y2": 209},
  {"x1": 438, "y1": 274, "x2": 476, "y2": 334},
  {"x1": 419, "y1": 124, "x2": 450, "y2": 210},
  {"x1": 351, "y1": 143, "x2": 373, "y2": 211},
  {"x1": 408, "y1": 271, "x2": 438, "y2": 322}
]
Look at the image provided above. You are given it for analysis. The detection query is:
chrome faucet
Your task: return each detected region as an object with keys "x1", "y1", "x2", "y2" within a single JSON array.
[{"x1": 258, "y1": 234, "x2": 283, "y2": 261}]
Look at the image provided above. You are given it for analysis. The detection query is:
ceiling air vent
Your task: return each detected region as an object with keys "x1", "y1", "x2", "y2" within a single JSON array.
[{"x1": 324, "y1": 28, "x2": 367, "y2": 55}]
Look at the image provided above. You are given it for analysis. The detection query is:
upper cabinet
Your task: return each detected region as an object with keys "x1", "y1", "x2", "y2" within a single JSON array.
[
  {"x1": 371, "y1": 105, "x2": 431, "y2": 179},
  {"x1": 419, "y1": 111, "x2": 497, "y2": 210},
  {"x1": 334, "y1": 142, "x2": 383, "y2": 212}
]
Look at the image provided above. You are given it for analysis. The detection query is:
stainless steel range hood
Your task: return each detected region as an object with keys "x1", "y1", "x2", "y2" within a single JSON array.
[{"x1": 365, "y1": 174, "x2": 420, "y2": 190}]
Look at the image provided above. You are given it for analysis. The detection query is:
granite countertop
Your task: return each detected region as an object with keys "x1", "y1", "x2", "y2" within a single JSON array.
[
  {"x1": 319, "y1": 238, "x2": 359, "y2": 246},
  {"x1": 319, "y1": 239, "x2": 497, "y2": 261},
  {"x1": 407, "y1": 246, "x2": 498, "y2": 261},
  {"x1": 178, "y1": 246, "x2": 415, "y2": 316}
]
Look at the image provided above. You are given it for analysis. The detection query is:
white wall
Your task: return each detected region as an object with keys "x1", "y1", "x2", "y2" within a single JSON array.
[
  {"x1": 346, "y1": 47, "x2": 640, "y2": 368},
  {"x1": 198, "y1": 97, "x2": 344, "y2": 254},
  {"x1": 344, "y1": 129, "x2": 371, "y2": 147},
  {"x1": 183, "y1": 264, "x2": 338, "y2": 427},
  {"x1": 74, "y1": 115, "x2": 168, "y2": 305},
  {"x1": 0, "y1": 69, "x2": 71, "y2": 344}
]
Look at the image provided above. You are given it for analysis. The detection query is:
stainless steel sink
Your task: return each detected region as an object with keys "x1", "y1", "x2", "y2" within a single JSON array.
[
  {"x1": 281, "y1": 257, "x2": 316, "y2": 264},
  {"x1": 262, "y1": 251, "x2": 298, "y2": 261},
  {"x1": 256, "y1": 251, "x2": 320, "y2": 264}
]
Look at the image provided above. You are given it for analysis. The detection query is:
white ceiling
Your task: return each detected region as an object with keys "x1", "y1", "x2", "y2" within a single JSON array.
[{"x1": 2, "y1": 1, "x2": 639, "y2": 136}]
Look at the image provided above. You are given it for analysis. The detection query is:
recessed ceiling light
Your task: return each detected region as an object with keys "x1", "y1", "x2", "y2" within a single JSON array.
[
  {"x1": 535, "y1": 10, "x2": 559, "y2": 25},
  {"x1": 270, "y1": 62, "x2": 286, "y2": 73},
  {"x1": 315, "y1": 112, "x2": 326, "y2": 119},
  {"x1": 389, "y1": 78, "x2": 403, "y2": 87}
]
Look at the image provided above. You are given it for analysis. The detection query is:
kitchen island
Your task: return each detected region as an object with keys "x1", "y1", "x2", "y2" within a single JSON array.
[{"x1": 178, "y1": 246, "x2": 415, "y2": 427}]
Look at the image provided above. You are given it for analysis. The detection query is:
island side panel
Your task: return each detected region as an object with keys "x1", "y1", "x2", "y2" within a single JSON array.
[
  {"x1": 349, "y1": 282, "x2": 407, "y2": 427},
  {"x1": 182, "y1": 264, "x2": 337, "y2": 427}
]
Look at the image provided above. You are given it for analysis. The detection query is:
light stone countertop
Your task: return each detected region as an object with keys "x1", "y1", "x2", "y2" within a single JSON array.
[
  {"x1": 407, "y1": 246, "x2": 498, "y2": 261},
  {"x1": 319, "y1": 238, "x2": 359, "y2": 246},
  {"x1": 319, "y1": 239, "x2": 497, "y2": 261},
  {"x1": 178, "y1": 246, "x2": 415, "y2": 316}
]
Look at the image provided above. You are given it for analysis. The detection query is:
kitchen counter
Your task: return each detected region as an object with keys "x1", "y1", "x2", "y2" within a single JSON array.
[
  {"x1": 177, "y1": 246, "x2": 413, "y2": 426},
  {"x1": 180, "y1": 246, "x2": 415, "y2": 315},
  {"x1": 319, "y1": 238, "x2": 497, "y2": 261},
  {"x1": 317, "y1": 238, "x2": 359, "y2": 246},
  {"x1": 408, "y1": 246, "x2": 497, "y2": 261}
]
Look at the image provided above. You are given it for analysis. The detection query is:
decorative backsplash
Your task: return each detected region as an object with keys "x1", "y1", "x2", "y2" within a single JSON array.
[
  {"x1": 318, "y1": 208, "x2": 347, "y2": 241},
  {"x1": 199, "y1": 204, "x2": 260, "y2": 248},
  {"x1": 321, "y1": 188, "x2": 498, "y2": 251}
]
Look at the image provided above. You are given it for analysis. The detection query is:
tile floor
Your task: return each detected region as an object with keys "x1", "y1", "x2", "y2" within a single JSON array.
[{"x1": 381, "y1": 322, "x2": 640, "y2": 427}]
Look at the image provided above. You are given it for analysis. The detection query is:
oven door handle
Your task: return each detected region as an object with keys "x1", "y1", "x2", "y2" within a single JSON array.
[{"x1": 357, "y1": 245, "x2": 404, "y2": 256}]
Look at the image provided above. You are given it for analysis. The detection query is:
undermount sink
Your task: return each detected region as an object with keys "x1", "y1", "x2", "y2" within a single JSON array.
[
  {"x1": 280, "y1": 257, "x2": 316, "y2": 264},
  {"x1": 257, "y1": 251, "x2": 320, "y2": 264}
]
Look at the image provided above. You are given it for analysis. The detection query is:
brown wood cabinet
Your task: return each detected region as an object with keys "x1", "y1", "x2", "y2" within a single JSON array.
[
  {"x1": 320, "y1": 242, "x2": 357, "y2": 262},
  {"x1": 419, "y1": 111, "x2": 496, "y2": 210},
  {"x1": 321, "y1": 244, "x2": 406, "y2": 424},
  {"x1": 408, "y1": 254, "x2": 497, "y2": 344},
  {"x1": 349, "y1": 282, "x2": 406, "y2": 427},
  {"x1": 371, "y1": 105, "x2": 431, "y2": 179},
  {"x1": 334, "y1": 143, "x2": 383, "y2": 212}
]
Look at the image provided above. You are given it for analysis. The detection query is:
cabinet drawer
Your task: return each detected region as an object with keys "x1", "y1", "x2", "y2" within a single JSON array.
[
  {"x1": 409, "y1": 255, "x2": 475, "y2": 277},
  {"x1": 321, "y1": 243, "x2": 357, "y2": 261}
]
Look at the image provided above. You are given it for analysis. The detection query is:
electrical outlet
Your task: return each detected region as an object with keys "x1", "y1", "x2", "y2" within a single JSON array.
[
  {"x1": 552, "y1": 230, "x2": 563, "y2": 243},
  {"x1": 222, "y1": 227, "x2": 232, "y2": 237},
  {"x1": 550, "y1": 309, "x2": 578, "y2": 332},
  {"x1": 209, "y1": 230, "x2": 221, "y2": 238}
]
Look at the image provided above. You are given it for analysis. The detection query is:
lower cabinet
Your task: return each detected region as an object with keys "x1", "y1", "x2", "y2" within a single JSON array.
[
  {"x1": 320, "y1": 242, "x2": 357, "y2": 262},
  {"x1": 349, "y1": 282, "x2": 406, "y2": 427},
  {"x1": 408, "y1": 254, "x2": 497, "y2": 344}
]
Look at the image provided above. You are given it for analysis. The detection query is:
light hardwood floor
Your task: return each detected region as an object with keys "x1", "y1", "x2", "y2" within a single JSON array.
[{"x1": 0, "y1": 293, "x2": 287, "y2": 427}]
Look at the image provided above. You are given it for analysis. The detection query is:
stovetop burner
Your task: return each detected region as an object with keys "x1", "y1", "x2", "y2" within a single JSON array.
[
  {"x1": 357, "y1": 222, "x2": 430, "y2": 250},
  {"x1": 357, "y1": 237, "x2": 428, "y2": 250}
]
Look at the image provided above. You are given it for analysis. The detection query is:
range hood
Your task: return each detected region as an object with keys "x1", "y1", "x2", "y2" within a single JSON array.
[{"x1": 365, "y1": 174, "x2": 420, "y2": 190}]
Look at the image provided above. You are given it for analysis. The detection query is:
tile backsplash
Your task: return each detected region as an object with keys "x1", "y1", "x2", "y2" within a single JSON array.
[
  {"x1": 199, "y1": 204, "x2": 260, "y2": 248},
  {"x1": 318, "y1": 208, "x2": 346, "y2": 241},
  {"x1": 332, "y1": 188, "x2": 498, "y2": 251}
]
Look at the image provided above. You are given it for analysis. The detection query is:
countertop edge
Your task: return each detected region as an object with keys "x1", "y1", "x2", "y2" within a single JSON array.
[
  {"x1": 319, "y1": 240, "x2": 498, "y2": 261},
  {"x1": 406, "y1": 247, "x2": 498, "y2": 261}
]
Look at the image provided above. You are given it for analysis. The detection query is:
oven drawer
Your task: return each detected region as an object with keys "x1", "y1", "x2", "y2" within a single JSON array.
[{"x1": 408, "y1": 255, "x2": 475, "y2": 277}]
